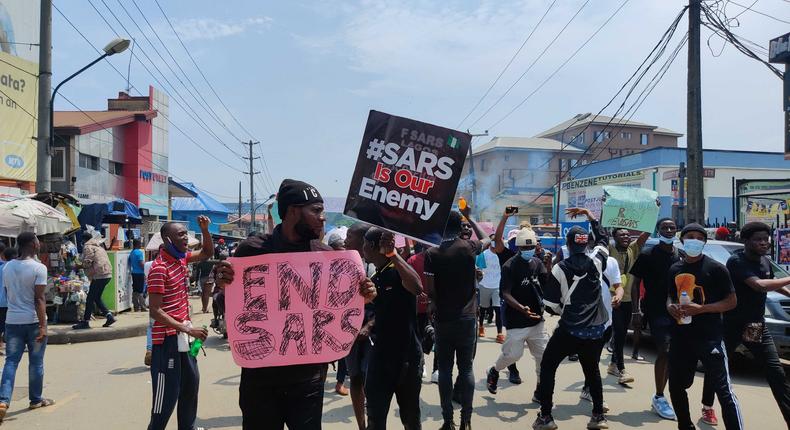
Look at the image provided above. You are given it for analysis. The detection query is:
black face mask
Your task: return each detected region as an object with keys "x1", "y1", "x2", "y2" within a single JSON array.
[{"x1": 295, "y1": 220, "x2": 319, "y2": 241}]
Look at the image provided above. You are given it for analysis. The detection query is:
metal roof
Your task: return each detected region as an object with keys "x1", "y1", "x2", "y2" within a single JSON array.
[
  {"x1": 171, "y1": 182, "x2": 231, "y2": 213},
  {"x1": 54, "y1": 110, "x2": 157, "y2": 135},
  {"x1": 472, "y1": 136, "x2": 584, "y2": 155},
  {"x1": 534, "y1": 113, "x2": 682, "y2": 138}
]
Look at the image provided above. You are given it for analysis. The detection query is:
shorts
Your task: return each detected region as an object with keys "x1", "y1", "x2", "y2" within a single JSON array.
[
  {"x1": 648, "y1": 315, "x2": 673, "y2": 350},
  {"x1": 478, "y1": 288, "x2": 499, "y2": 308},
  {"x1": 345, "y1": 338, "x2": 372, "y2": 378}
]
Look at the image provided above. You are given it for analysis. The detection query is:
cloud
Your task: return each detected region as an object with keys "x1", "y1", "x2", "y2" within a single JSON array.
[{"x1": 172, "y1": 17, "x2": 273, "y2": 41}]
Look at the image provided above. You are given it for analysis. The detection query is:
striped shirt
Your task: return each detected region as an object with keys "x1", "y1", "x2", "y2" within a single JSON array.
[{"x1": 147, "y1": 250, "x2": 191, "y2": 345}]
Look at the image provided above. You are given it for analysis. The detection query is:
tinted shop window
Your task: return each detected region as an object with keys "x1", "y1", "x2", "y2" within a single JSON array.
[
  {"x1": 51, "y1": 148, "x2": 65, "y2": 180},
  {"x1": 79, "y1": 153, "x2": 99, "y2": 171}
]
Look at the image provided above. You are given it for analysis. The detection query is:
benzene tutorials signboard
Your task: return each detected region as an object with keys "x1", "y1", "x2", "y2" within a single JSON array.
[{"x1": 344, "y1": 110, "x2": 471, "y2": 245}]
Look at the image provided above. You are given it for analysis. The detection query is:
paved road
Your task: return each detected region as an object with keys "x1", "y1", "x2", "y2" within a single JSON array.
[{"x1": 1, "y1": 311, "x2": 785, "y2": 429}]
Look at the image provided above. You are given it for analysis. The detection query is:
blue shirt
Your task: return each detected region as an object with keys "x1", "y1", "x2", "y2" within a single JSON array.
[
  {"x1": 0, "y1": 261, "x2": 6, "y2": 308},
  {"x1": 3, "y1": 258, "x2": 48, "y2": 324},
  {"x1": 128, "y1": 249, "x2": 145, "y2": 274}
]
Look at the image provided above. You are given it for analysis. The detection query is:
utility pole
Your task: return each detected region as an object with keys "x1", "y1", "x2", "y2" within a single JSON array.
[
  {"x1": 237, "y1": 181, "x2": 242, "y2": 228},
  {"x1": 466, "y1": 130, "x2": 488, "y2": 220},
  {"x1": 36, "y1": 0, "x2": 52, "y2": 192},
  {"x1": 686, "y1": 0, "x2": 705, "y2": 223},
  {"x1": 678, "y1": 162, "x2": 687, "y2": 227},
  {"x1": 243, "y1": 141, "x2": 260, "y2": 234}
]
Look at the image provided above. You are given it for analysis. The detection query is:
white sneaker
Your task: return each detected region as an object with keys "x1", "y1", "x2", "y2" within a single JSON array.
[
  {"x1": 580, "y1": 388, "x2": 593, "y2": 402},
  {"x1": 617, "y1": 370, "x2": 634, "y2": 384},
  {"x1": 431, "y1": 370, "x2": 439, "y2": 384},
  {"x1": 606, "y1": 362, "x2": 619, "y2": 377}
]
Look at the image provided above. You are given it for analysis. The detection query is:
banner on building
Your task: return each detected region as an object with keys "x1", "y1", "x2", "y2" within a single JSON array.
[
  {"x1": 601, "y1": 186, "x2": 660, "y2": 233},
  {"x1": 776, "y1": 228, "x2": 790, "y2": 269},
  {"x1": 736, "y1": 179, "x2": 790, "y2": 227},
  {"x1": 225, "y1": 250, "x2": 366, "y2": 368},
  {"x1": 0, "y1": 1, "x2": 39, "y2": 183},
  {"x1": 344, "y1": 110, "x2": 471, "y2": 245}
]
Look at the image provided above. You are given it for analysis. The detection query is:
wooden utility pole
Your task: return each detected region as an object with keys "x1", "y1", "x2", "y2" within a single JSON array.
[
  {"x1": 243, "y1": 141, "x2": 260, "y2": 233},
  {"x1": 686, "y1": 0, "x2": 705, "y2": 224}
]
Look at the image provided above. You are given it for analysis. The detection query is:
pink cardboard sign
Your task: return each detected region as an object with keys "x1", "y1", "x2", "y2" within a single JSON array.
[{"x1": 225, "y1": 250, "x2": 366, "y2": 368}]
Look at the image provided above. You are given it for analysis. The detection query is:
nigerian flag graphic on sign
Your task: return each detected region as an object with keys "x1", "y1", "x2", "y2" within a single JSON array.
[{"x1": 448, "y1": 136, "x2": 460, "y2": 149}]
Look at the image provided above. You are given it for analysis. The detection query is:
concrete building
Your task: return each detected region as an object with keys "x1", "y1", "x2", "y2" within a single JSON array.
[
  {"x1": 559, "y1": 147, "x2": 790, "y2": 226},
  {"x1": 52, "y1": 86, "x2": 170, "y2": 217}
]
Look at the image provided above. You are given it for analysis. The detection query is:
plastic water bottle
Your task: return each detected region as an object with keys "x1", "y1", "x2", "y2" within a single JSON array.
[
  {"x1": 189, "y1": 325, "x2": 207, "y2": 357},
  {"x1": 678, "y1": 291, "x2": 692, "y2": 325}
]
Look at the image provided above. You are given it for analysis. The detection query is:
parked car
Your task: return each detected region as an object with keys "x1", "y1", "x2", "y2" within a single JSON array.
[{"x1": 640, "y1": 238, "x2": 790, "y2": 359}]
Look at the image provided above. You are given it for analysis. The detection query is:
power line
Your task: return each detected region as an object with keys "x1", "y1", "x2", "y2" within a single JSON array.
[
  {"x1": 467, "y1": 0, "x2": 591, "y2": 130},
  {"x1": 455, "y1": 0, "x2": 558, "y2": 129},
  {"x1": 0, "y1": 87, "x2": 38, "y2": 120},
  {"x1": 726, "y1": 0, "x2": 790, "y2": 24},
  {"x1": 0, "y1": 56, "x2": 38, "y2": 76}
]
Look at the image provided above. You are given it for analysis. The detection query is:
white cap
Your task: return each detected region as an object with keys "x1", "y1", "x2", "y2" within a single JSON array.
[{"x1": 515, "y1": 229, "x2": 538, "y2": 247}]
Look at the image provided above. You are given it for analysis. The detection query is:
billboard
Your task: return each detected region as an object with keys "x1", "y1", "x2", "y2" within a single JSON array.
[
  {"x1": 736, "y1": 179, "x2": 790, "y2": 227},
  {"x1": 0, "y1": 1, "x2": 39, "y2": 183}
]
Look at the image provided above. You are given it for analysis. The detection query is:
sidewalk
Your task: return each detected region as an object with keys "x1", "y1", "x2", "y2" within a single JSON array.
[{"x1": 47, "y1": 297, "x2": 208, "y2": 345}]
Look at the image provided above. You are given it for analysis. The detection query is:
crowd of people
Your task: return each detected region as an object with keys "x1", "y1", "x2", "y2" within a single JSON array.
[{"x1": 0, "y1": 177, "x2": 789, "y2": 430}]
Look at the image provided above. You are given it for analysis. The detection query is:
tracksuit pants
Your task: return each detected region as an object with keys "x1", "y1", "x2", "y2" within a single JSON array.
[
  {"x1": 668, "y1": 336, "x2": 743, "y2": 430},
  {"x1": 148, "y1": 335, "x2": 199, "y2": 430}
]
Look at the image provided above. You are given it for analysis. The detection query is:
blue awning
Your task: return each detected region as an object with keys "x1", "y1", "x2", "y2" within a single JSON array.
[{"x1": 77, "y1": 199, "x2": 142, "y2": 228}]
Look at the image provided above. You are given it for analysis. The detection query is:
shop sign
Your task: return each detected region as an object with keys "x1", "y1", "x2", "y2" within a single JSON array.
[
  {"x1": 139, "y1": 169, "x2": 167, "y2": 183},
  {"x1": 561, "y1": 170, "x2": 644, "y2": 191}
]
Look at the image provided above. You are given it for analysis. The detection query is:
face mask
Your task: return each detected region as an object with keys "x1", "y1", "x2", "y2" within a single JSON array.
[
  {"x1": 164, "y1": 238, "x2": 186, "y2": 259},
  {"x1": 658, "y1": 235, "x2": 675, "y2": 245},
  {"x1": 682, "y1": 239, "x2": 705, "y2": 257},
  {"x1": 520, "y1": 249, "x2": 535, "y2": 260}
]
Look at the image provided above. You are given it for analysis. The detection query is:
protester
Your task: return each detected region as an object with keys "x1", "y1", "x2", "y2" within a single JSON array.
[
  {"x1": 0, "y1": 232, "x2": 53, "y2": 421},
  {"x1": 144, "y1": 252, "x2": 156, "y2": 367},
  {"x1": 607, "y1": 228, "x2": 649, "y2": 384},
  {"x1": 327, "y1": 232, "x2": 350, "y2": 397},
  {"x1": 195, "y1": 257, "x2": 215, "y2": 314},
  {"x1": 213, "y1": 179, "x2": 376, "y2": 430},
  {"x1": 0, "y1": 242, "x2": 8, "y2": 355},
  {"x1": 407, "y1": 243, "x2": 434, "y2": 381},
  {"x1": 478, "y1": 241, "x2": 504, "y2": 343},
  {"x1": 344, "y1": 221, "x2": 376, "y2": 430},
  {"x1": 486, "y1": 228, "x2": 547, "y2": 405},
  {"x1": 214, "y1": 238, "x2": 229, "y2": 259},
  {"x1": 129, "y1": 238, "x2": 147, "y2": 312},
  {"x1": 363, "y1": 227, "x2": 424, "y2": 429},
  {"x1": 534, "y1": 207, "x2": 610, "y2": 430},
  {"x1": 424, "y1": 206, "x2": 489, "y2": 430},
  {"x1": 699, "y1": 221, "x2": 790, "y2": 426},
  {"x1": 666, "y1": 223, "x2": 742, "y2": 430},
  {"x1": 715, "y1": 226, "x2": 731, "y2": 241},
  {"x1": 629, "y1": 218, "x2": 680, "y2": 420},
  {"x1": 73, "y1": 232, "x2": 116, "y2": 329},
  {"x1": 146, "y1": 216, "x2": 213, "y2": 430}
]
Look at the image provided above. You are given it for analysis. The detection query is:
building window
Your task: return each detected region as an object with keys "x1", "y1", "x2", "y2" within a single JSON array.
[
  {"x1": 530, "y1": 216, "x2": 539, "y2": 225},
  {"x1": 51, "y1": 148, "x2": 65, "y2": 181},
  {"x1": 560, "y1": 159, "x2": 568, "y2": 172},
  {"x1": 108, "y1": 161, "x2": 123, "y2": 176},
  {"x1": 78, "y1": 153, "x2": 99, "y2": 171},
  {"x1": 621, "y1": 132, "x2": 632, "y2": 140},
  {"x1": 571, "y1": 133, "x2": 584, "y2": 146},
  {"x1": 480, "y1": 159, "x2": 486, "y2": 171},
  {"x1": 504, "y1": 155, "x2": 510, "y2": 162},
  {"x1": 594, "y1": 131, "x2": 611, "y2": 143},
  {"x1": 640, "y1": 133, "x2": 649, "y2": 145}
]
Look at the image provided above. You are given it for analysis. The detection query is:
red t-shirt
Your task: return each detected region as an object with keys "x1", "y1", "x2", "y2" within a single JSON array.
[{"x1": 147, "y1": 250, "x2": 191, "y2": 345}]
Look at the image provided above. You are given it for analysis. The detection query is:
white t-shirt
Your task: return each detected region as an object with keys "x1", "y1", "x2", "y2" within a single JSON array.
[
  {"x1": 2, "y1": 258, "x2": 48, "y2": 325},
  {"x1": 479, "y1": 249, "x2": 501, "y2": 289},
  {"x1": 601, "y1": 256, "x2": 621, "y2": 329}
]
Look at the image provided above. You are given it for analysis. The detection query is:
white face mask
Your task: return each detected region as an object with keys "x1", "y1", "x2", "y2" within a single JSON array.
[
  {"x1": 658, "y1": 236, "x2": 674, "y2": 245},
  {"x1": 683, "y1": 239, "x2": 705, "y2": 257}
]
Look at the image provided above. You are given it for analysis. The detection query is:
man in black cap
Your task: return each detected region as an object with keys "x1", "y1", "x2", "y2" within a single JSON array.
[
  {"x1": 214, "y1": 179, "x2": 377, "y2": 430},
  {"x1": 666, "y1": 223, "x2": 741, "y2": 430},
  {"x1": 534, "y1": 207, "x2": 610, "y2": 430}
]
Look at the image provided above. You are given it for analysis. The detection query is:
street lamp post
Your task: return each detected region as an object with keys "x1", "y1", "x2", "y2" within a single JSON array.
[
  {"x1": 49, "y1": 38, "x2": 131, "y2": 150},
  {"x1": 250, "y1": 194, "x2": 276, "y2": 233}
]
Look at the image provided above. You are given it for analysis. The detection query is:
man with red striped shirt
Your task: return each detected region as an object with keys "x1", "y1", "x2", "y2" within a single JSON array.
[{"x1": 147, "y1": 216, "x2": 213, "y2": 430}]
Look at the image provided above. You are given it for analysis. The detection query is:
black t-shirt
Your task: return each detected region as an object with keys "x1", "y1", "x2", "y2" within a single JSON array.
[
  {"x1": 234, "y1": 225, "x2": 331, "y2": 385},
  {"x1": 371, "y1": 265, "x2": 420, "y2": 360},
  {"x1": 667, "y1": 255, "x2": 735, "y2": 341},
  {"x1": 500, "y1": 254, "x2": 547, "y2": 329},
  {"x1": 495, "y1": 247, "x2": 516, "y2": 268},
  {"x1": 724, "y1": 250, "x2": 773, "y2": 327},
  {"x1": 424, "y1": 238, "x2": 482, "y2": 323},
  {"x1": 630, "y1": 245, "x2": 680, "y2": 320}
]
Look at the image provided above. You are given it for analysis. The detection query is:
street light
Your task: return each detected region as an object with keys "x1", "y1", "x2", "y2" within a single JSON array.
[
  {"x1": 250, "y1": 194, "x2": 276, "y2": 233},
  {"x1": 49, "y1": 37, "x2": 131, "y2": 148}
]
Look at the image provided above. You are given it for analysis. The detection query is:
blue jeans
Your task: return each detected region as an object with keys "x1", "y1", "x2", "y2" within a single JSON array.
[
  {"x1": 0, "y1": 323, "x2": 47, "y2": 405},
  {"x1": 436, "y1": 317, "x2": 477, "y2": 423}
]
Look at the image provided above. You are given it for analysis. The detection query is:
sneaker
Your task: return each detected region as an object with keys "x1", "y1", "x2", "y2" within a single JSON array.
[
  {"x1": 72, "y1": 321, "x2": 90, "y2": 330},
  {"x1": 532, "y1": 413, "x2": 558, "y2": 430},
  {"x1": 102, "y1": 313, "x2": 117, "y2": 328},
  {"x1": 144, "y1": 350, "x2": 152, "y2": 366},
  {"x1": 568, "y1": 354, "x2": 579, "y2": 362},
  {"x1": 587, "y1": 413, "x2": 609, "y2": 429},
  {"x1": 580, "y1": 388, "x2": 593, "y2": 402},
  {"x1": 439, "y1": 421, "x2": 457, "y2": 430},
  {"x1": 606, "y1": 362, "x2": 619, "y2": 377},
  {"x1": 617, "y1": 370, "x2": 634, "y2": 385},
  {"x1": 29, "y1": 399, "x2": 54, "y2": 410},
  {"x1": 210, "y1": 319, "x2": 219, "y2": 329},
  {"x1": 701, "y1": 407, "x2": 718, "y2": 426},
  {"x1": 335, "y1": 382, "x2": 349, "y2": 396},
  {"x1": 532, "y1": 391, "x2": 541, "y2": 405},
  {"x1": 508, "y1": 366, "x2": 522, "y2": 384},
  {"x1": 431, "y1": 370, "x2": 439, "y2": 384},
  {"x1": 478, "y1": 326, "x2": 485, "y2": 337},
  {"x1": 486, "y1": 367, "x2": 499, "y2": 394},
  {"x1": 631, "y1": 353, "x2": 645, "y2": 361},
  {"x1": 652, "y1": 395, "x2": 677, "y2": 420},
  {"x1": 495, "y1": 334, "x2": 505, "y2": 344}
]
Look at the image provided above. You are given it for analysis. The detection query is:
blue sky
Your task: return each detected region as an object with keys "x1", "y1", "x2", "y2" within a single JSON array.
[{"x1": 51, "y1": 0, "x2": 789, "y2": 201}]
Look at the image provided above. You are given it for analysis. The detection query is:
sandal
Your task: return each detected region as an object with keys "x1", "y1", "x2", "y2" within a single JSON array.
[
  {"x1": 0, "y1": 403, "x2": 8, "y2": 421},
  {"x1": 29, "y1": 398, "x2": 55, "y2": 410}
]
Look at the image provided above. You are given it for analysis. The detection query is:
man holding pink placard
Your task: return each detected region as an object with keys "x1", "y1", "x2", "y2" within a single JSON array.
[{"x1": 214, "y1": 179, "x2": 377, "y2": 430}]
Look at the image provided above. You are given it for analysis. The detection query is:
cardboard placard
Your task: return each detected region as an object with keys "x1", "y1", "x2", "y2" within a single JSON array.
[
  {"x1": 601, "y1": 186, "x2": 659, "y2": 233},
  {"x1": 344, "y1": 110, "x2": 471, "y2": 245},
  {"x1": 225, "y1": 251, "x2": 365, "y2": 368}
]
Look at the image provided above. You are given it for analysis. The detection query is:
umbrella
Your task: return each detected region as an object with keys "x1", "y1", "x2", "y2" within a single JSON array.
[
  {"x1": 0, "y1": 197, "x2": 74, "y2": 237},
  {"x1": 146, "y1": 232, "x2": 200, "y2": 251}
]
